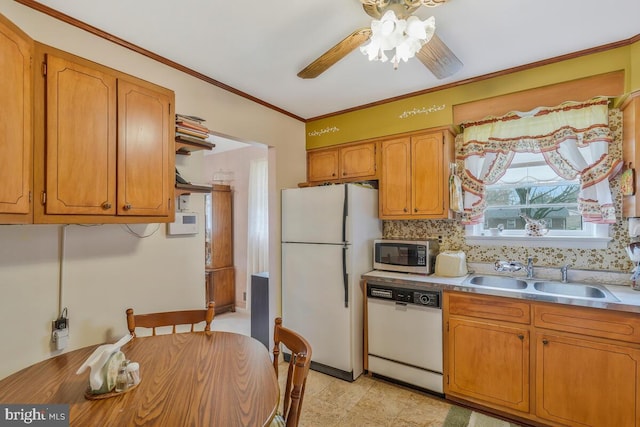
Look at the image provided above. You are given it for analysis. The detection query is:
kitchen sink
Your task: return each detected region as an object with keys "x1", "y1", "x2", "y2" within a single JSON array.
[
  {"x1": 468, "y1": 275, "x2": 528, "y2": 290},
  {"x1": 533, "y1": 281, "x2": 611, "y2": 299},
  {"x1": 462, "y1": 274, "x2": 619, "y2": 302}
]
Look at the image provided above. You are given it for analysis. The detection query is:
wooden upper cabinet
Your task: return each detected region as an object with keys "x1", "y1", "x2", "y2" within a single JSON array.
[
  {"x1": 307, "y1": 141, "x2": 378, "y2": 184},
  {"x1": 117, "y1": 79, "x2": 173, "y2": 217},
  {"x1": 34, "y1": 45, "x2": 175, "y2": 223},
  {"x1": 0, "y1": 14, "x2": 33, "y2": 223},
  {"x1": 307, "y1": 148, "x2": 339, "y2": 183},
  {"x1": 340, "y1": 141, "x2": 377, "y2": 180},
  {"x1": 412, "y1": 132, "x2": 446, "y2": 216},
  {"x1": 380, "y1": 137, "x2": 411, "y2": 217},
  {"x1": 44, "y1": 54, "x2": 117, "y2": 215},
  {"x1": 380, "y1": 128, "x2": 453, "y2": 219}
]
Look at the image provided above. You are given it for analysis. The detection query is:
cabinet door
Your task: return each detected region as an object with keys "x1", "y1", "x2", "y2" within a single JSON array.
[
  {"x1": 340, "y1": 142, "x2": 376, "y2": 180},
  {"x1": 45, "y1": 54, "x2": 117, "y2": 215},
  {"x1": 307, "y1": 148, "x2": 339, "y2": 183},
  {"x1": 380, "y1": 137, "x2": 411, "y2": 218},
  {"x1": 0, "y1": 15, "x2": 32, "y2": 220},
  {"x1": 536, "y1": 333, "x2": 640, "y2": 427},
  {"x1": 207, "y1": 267, "x2": 235, "y2": 314},
  {"x1": 211, "y1": 186, "x2": 233, "y2": 269},
  {"x1": 117, "y1": 79, "x2": 173, "y2": 216},
  {"x1": 412, "y1": 132, "x2": 445, "y2": 216},
  {"x1": 447, "y1": 317, "x2": 530, "y2": 413}
]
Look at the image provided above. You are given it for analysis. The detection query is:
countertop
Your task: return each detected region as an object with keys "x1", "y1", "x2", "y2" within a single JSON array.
[{"x1": 362, "y1": 268, "x2": 640, "y2": 314}]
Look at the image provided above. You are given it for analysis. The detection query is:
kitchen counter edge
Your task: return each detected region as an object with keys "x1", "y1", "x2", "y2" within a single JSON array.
[{"x1": 362, "y1": 270, "x2": 640, "y2": 314}]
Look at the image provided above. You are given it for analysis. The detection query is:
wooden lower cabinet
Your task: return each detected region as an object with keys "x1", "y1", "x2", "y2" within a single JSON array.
[
  {"x1": 536, "y1": 333, "x2": 640, "y2": 427},
  {"x1": 444, "y1": 291, "x2": 640, "y2": 427},
  {"x1": 206, "y1": 267, "x2": 235, "y2": 315},
  {"x1": 447, "y1": 318, "x2": 529, "y2": 413}
]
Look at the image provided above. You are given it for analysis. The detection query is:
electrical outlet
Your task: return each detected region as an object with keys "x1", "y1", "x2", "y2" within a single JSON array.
[
  {"x1": 54, "y1": 317, "x2": 67, "y2": 330},
  {"x1": 52, "y1": 327, "x2": 69, "y2": 350},
  {"x1": 52, "y1": 315, "x2": 69, "y2": 350}
]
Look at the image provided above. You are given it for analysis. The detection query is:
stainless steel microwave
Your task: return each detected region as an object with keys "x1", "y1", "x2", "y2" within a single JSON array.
[{"x1": 373, "y1": 239, "x2": 440, "y2": 274}]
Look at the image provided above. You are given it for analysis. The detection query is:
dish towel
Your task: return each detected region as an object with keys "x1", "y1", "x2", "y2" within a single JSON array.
[{"x1": 449, "y1": 173, "x2": 463, "y2": 213}]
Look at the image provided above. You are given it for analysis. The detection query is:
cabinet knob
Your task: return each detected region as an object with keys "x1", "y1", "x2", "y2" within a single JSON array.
[
  {"x1": 123, "y1": 203, "x2": 132, "y2": 210},
  {"x1": 542, "y1": 338, "x2": 549, "y2": 345},
  {"x1": 101, "y1": 202, "x2": 112, "y2": 209},
  {"x1": 403, "y1": 208, "x2": 408, "y2": 213},
  {"x1": 414, "y1": 208, "x2": 418, "y2": 213},
  {"x1": 517, "y1": 334, "x2": 524, "y2": 341}
]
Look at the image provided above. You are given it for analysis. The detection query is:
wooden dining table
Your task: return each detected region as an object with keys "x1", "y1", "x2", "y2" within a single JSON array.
[{"x1": 0, "y1": 331, "x2": 280, "y2": 426}]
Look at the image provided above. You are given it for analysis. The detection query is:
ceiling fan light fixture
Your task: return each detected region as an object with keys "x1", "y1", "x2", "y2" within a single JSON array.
[
  {"x1": 360, "y1": 0, "x2": 449, "y2": 9},
  {"x1": 360, "y1": 11, "x2": 436, "y2": 69}
]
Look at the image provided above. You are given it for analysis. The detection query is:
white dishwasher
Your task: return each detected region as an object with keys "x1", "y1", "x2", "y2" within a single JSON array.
[{"x1": 366, "y1": 282, "x2": 443, "y2": 394}]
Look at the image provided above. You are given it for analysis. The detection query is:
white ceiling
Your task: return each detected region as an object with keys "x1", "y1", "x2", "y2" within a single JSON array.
[{"x1": 32, "y1": 0, "x2": 640, "y2": 120}]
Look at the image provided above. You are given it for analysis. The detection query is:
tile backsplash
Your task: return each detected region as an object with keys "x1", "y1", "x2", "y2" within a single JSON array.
[{"x1": 383, "y1": 109, "x2": 634, "y2": 275}]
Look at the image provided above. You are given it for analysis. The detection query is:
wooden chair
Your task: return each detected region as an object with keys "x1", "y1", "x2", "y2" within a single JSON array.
[
  {"x1": 126, "y1": 302, "x2": 215, "y2": 337},
  {"x1": 271, "y1": 317, "x2": 312, "y2": 427}
]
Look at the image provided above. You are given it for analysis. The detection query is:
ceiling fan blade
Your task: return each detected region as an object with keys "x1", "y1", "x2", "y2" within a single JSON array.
[
  {"x1": 297, "y1": 28, "x2": 372, "y2": 79},
  {"x1": 415, "y1": 34, "x2": 463, "y2": 79}
]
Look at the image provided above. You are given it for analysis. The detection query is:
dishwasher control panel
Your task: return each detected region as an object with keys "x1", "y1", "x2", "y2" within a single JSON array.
[{"x1": 367, "y1": 284, "x2": 440, "y2": 308}]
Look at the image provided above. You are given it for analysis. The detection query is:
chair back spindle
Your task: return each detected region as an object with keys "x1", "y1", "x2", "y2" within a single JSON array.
[{"x1": 126, "y1": 301, "x2": 215, "y2": 337}]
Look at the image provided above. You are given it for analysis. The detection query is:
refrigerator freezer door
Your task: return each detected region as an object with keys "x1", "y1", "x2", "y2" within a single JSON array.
[
  {"x1": 282, "y1": 185, "x2": 346, "y2": 244},
  {"x1": 282, "y1": 242, "x2": 352, "y2": 374}
]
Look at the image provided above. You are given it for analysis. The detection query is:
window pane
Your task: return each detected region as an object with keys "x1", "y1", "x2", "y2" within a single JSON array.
[
  {"x1": 480, "y1": 152, "x2": 586, "y2": 234},
  {"x1": 486, "y1": 184, "x2": 579, "y2": 207},
  {"x1": 484, "y1": 207, "x2": 583, "y2": 230}
]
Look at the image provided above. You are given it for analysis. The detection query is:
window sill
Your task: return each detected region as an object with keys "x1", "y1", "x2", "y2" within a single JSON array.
[{"x1": 465, "y1": 235, "x2": 612, "y2": 249}]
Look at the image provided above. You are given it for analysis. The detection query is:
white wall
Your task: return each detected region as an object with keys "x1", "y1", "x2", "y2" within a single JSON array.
[
  {"x1": 203, "y1": 145, "x2": 269, "y2": 309},
  {"x1": 0, "y1": 2, "x2": 306, "y2": 379}
]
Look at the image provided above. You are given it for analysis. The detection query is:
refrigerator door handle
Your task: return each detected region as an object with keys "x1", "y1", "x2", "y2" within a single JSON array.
[
  {"x1": 342, "y1": 185, "x2": 348, "y2": 243},
  {"x1": 342, "y1": 245, "x2": 349, "y2": 307}
]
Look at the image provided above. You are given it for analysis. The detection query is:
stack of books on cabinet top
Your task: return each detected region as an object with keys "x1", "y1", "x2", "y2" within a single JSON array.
[{"x1": 175, "y1": 114, "x2": 216, "y2": 154}]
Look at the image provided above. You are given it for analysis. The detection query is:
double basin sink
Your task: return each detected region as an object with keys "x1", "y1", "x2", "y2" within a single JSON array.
[{"x1": 462, "y1": 274, "x2": 619, "y2": 302}]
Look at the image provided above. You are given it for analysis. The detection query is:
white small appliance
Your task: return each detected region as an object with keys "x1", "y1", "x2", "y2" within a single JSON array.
[
  {"x1": 167, "y1": 212, "x2": 199, "y2": 235},
  {"x1": 373, "y1": 239, "x2": 439, "y2": 275}
]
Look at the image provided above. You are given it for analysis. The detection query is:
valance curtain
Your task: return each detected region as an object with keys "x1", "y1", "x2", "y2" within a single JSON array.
[{"x1": 457, "y1": 97, "x2": 621, "y2": 225}]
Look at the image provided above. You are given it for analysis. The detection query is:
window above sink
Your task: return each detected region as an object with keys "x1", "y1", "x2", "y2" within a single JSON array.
[{"x1": 456, "y1": 99, "x2": 619, "y2": 250}]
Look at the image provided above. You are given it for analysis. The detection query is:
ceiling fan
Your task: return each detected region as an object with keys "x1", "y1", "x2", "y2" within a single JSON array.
[{"x1": 297, "y1": 0, "x2": 463, "y2": 79}]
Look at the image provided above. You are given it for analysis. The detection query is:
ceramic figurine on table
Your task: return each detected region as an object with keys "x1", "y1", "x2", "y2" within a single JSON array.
[{"x1": 520, "y1": 213, "x2": 548, "y2": 237}]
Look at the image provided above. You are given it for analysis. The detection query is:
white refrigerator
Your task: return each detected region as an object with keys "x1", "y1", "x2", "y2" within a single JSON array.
[{"x1": 281, "y1": 183, "x2": 382, "y2": 381}]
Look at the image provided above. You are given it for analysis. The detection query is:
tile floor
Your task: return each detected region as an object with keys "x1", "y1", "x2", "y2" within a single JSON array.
[
  {"x1": 214, "y1": 309, "x2": 455, "y2": 426},
  {"x1": 293, "y1": 367, "x2": 453, "y2": 426}
]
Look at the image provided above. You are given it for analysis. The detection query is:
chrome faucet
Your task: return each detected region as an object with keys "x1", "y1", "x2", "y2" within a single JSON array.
[
  {"x1": 494, "y1": 260, "x2": 525, "y2": 273},
  {"x1": 560, "y1": 264, "x2": 571, "y2": 283},
  {"x1": 526, "y1": 257, "x2": 534, "y2": 279}
]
